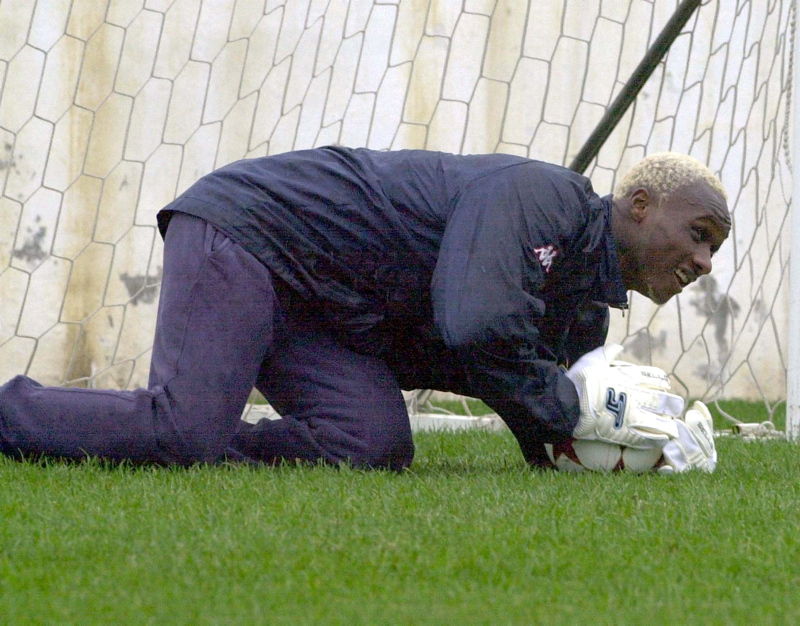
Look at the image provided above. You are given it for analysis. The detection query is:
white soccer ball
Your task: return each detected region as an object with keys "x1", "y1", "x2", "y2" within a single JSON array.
[{"x1": 544, "y1": 438, "x2": 665, "y2": 473}]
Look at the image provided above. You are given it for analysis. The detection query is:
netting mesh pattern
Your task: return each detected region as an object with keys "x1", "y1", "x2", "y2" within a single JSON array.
[{"x1": 0, "y1": 0, "x2": 793, "y2": 419}]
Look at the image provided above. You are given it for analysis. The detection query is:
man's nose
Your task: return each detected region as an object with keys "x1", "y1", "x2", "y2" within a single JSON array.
[{"x1": 694, "y1": 247, "x2": 713, "y2": 275}]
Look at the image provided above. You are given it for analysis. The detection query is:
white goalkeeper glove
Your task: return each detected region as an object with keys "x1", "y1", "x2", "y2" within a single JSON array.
[
  {"x1": 566, "y1": 344, "x2": 685, "y2": 449},
  {"x1": 659, "y1": 401, "x2": 717, "y2": 473}
]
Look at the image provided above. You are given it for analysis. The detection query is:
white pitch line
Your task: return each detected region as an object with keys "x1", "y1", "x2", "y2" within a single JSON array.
[{"x1": 242, "y1": 404, "x2": 507, "y2": 432}]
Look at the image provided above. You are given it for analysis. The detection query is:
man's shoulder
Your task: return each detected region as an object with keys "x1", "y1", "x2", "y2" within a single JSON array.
[{"x1": 515, "y1": 159, "x2": 594, "y2": 192}]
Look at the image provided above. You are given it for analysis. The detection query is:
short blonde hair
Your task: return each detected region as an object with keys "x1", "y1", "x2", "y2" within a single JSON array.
[{"x1": 613, "y1": 152, "x2": 727, "y2": 204}]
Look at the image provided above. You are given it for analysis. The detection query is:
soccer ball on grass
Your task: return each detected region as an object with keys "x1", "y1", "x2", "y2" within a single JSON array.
[{"x1": 544, "y1": 438, "x2": 666, "y2": 473}]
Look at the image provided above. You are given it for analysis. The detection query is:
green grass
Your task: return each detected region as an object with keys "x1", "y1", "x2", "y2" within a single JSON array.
[
  {"x1": 707, "y1": 398, "x2": 786, "y2": 431},
  {"x1": 1, "y1": 430, "x2": 799, "y2": 624}
]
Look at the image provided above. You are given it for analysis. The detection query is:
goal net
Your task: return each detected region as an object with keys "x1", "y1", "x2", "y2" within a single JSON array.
[{"x1": 0, "y1": 0, "x2": 794, "y2": 430}]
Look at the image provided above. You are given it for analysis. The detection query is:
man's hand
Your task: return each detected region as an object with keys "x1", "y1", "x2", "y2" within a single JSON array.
[
  {"x1": 659, "y1": 401, "x2": 717, "y2": 473},
  {"x1": 567, "y1": 344, "x2": 685, "y2": 449}
]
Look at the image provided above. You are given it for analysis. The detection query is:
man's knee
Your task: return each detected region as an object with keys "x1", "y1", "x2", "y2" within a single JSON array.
[
  {"x1": 152, "y1": 389, "x2": 235, "y2": 466},
  {"x1": 348, "y1": 433, "x2": 415, "y2": 471}
]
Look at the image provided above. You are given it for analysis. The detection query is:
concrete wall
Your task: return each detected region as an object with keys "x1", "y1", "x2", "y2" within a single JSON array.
[{"x1": 0, "y1": 0, "x2": 793, "y2": 407}]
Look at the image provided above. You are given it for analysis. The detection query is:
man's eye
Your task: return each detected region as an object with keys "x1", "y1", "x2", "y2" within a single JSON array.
[{"x1": 693, "y1": 226, "x2": 720, "y2": 256}]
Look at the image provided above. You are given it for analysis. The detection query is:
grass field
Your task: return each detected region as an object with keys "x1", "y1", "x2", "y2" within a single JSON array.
[{"x1": 1, "y1": 419, "x2": 799, "y2": 624}]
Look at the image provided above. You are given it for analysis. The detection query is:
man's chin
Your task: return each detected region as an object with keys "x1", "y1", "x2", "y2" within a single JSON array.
[{"x1": 641, "y1": 285, "x2": 672, "y2": 305}]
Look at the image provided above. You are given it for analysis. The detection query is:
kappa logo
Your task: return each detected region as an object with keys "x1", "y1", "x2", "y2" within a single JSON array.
[
  {"x1": 533, "y1": 244, "x2": 559, "y2": 273},
  {"x1": 605, "y1": 388, "x2": 627, "y2": 429}
]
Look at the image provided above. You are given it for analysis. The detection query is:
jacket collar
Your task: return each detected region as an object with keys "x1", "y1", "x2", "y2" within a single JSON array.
[{"x1": 596, "y1": 195, "x2": 628, "y2": 310}]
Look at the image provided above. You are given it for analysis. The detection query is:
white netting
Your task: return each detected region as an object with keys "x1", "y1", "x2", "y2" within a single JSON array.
[{"x1": 0, "y1": 0, "x2": 794, "y2": 428}]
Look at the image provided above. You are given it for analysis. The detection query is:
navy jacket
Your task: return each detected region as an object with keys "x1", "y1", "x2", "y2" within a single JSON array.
[{"x1": 159, "y1": 147, "x2": 628, "y2": 462}]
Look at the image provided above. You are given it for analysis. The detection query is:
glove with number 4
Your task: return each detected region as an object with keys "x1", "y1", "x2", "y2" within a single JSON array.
[
  {"x1": 659, "y1": 401, "x2": 717, "y2": 473},
  {"x1": 566, "y1": 344, "x2": 685, "y2": 449}
]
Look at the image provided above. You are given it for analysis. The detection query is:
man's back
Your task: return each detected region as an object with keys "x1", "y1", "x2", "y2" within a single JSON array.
[{"x1": 159, "y1": 147, "x2": 594, "y2": 311}]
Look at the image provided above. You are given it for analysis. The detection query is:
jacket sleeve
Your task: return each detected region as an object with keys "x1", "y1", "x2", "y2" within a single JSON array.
[
  {"x1": 430, "y1": 165, "x2": 588, "y2": 462},
  {"x1": 562, "y1": 300, "x2": 610, "y2": 367}
]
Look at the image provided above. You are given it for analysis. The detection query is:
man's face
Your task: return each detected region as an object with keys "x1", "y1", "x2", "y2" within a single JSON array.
[{"x1": 628, "y1": 181, "x2": 731, "y2": 305}]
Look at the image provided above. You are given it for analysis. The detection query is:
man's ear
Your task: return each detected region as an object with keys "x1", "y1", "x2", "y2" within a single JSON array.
[{"x1": 629, "y1": 188, "x2": 651, "y2": 222}]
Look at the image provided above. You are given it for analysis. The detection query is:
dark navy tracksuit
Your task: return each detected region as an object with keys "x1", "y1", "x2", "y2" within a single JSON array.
[{"x1": 0, "y1": 147, "x2": 627, "y2": 468}]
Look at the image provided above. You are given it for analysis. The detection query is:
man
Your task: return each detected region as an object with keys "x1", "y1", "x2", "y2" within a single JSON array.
[{"x1": 0, "y1": 148, "x2": 730, "y2": 471}]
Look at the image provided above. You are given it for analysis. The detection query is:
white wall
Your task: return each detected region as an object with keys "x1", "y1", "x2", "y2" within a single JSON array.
[{"x1": 0, "y1": 0, "x2": 793, "y2": 407}]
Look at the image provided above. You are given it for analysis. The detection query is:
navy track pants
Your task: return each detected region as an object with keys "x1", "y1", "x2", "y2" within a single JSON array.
[{"x1": 0, "y1": 213, "x2": 414, "y2": 469}]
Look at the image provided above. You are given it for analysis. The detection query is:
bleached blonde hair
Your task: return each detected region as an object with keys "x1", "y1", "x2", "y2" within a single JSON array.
[{"x1": 613, "y1": 152, "x2": 727, "y2": 205}]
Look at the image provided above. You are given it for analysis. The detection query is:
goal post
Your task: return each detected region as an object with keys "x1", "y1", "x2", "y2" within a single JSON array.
[
  {"x1": 788, "y1": 0, "x2": 800, "y2": 441},
  {"x1": 0, "y1": 0, "x2": 795, "y2": 434}
]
